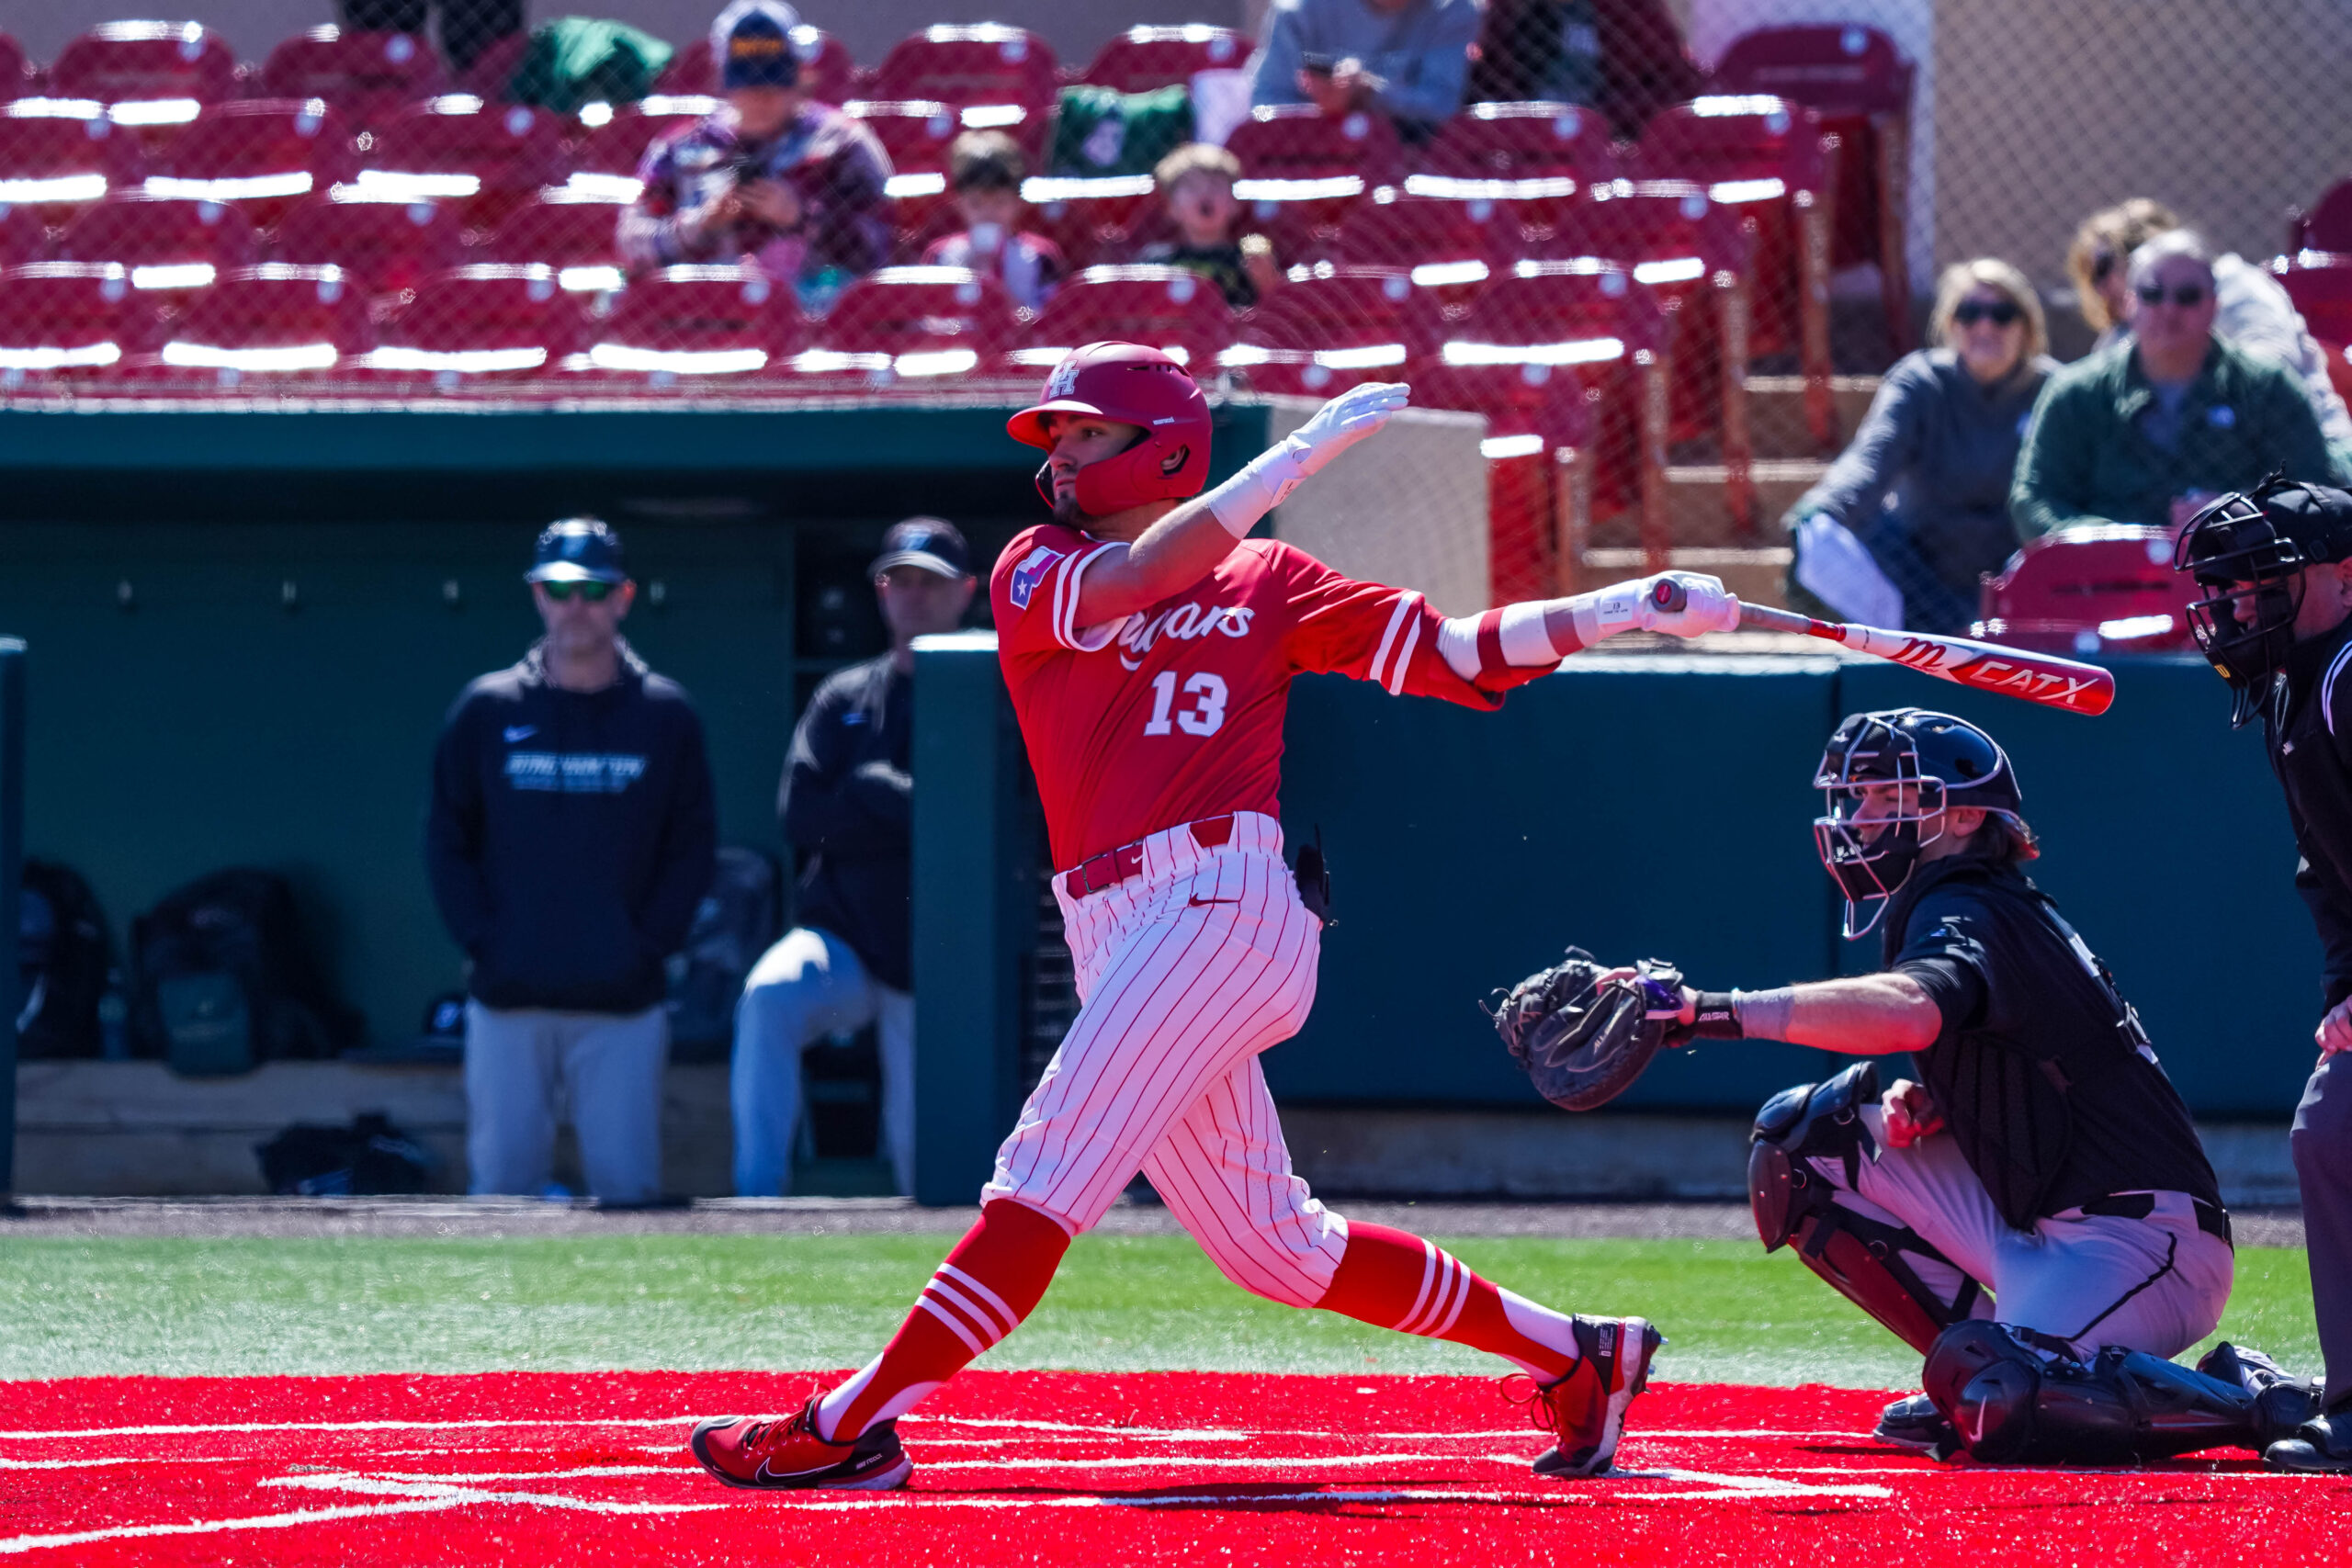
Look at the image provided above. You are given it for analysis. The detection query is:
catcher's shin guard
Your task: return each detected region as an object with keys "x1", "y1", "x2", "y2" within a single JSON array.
[
  {"x1": 1923, "y1": 1320, "x2": 2263, "y2": 1463},
  {"x1": 1748, "y1": 1061, "x2": 1977, "y2": 1355}
]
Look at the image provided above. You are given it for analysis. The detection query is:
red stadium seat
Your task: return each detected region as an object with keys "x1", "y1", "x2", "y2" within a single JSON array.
[
  {"x1": 2270, "y1": 251, "x2": 2352, "y2": 407},
  {"x1": 272, "y1": 186, "x2": 465, "y2": 297},
  {"x1": 1020, "y1": 175, "x2": 1159, "y2": 271},
  {"x1": 141, "y1": 99, "x2": 358, "y2": 228},
  {"x1": 0, "y1": 36, "x2": 34, "y2": 102},
  {"x1": 153, "y1": 262, "x2": 376, "y2": 387},
  {"x1": 1416, "y1": 102, "x2": 1618, "y2": 235},
  {"x1": 362, "y1": 263, "x2": 584, "y2": 388},
  {"x1": 360, "y1": 94, "x2": 568, "y2": 227},
  {"x1": 453, "y1": 32, "x2": 528, "y2": 102},
  {"x1": 867, "y1": 26, "x2": 1057, "y2": 114},
  {"x1": 847, "y1": 100, "x2": 963, "y2": 241},
  {"x1": 571, "y1": 95, "x2": 718, "y2": 180},
  {"x1": 1332, "y1": 189, "x2": 1525, "y2": 305},
  {"x1": 1015, "y1": 265, "x2": 1235, "y2": 376},
  {"x1": 2295, "y1": 183, "x2": 2352, "y2": 254},
  {"x1": 1712, "y1": 24, "x2": 1916, "y2": 356},
  {"x1": 1975, "y1": 526, "x2": 2197, "y2": 656},
  {"x1": 1555, "y1": 184, "x2": 1759, "y2": 531},
  {"x1": 1227, "y1": 106, "x2": 1401, "y2": 243},
  {"x1": 786, "y1": 265, "x2": 1015, "y2": 386},
  {"x1": 46, "y1": 22, "x2": 241, "y2": 143},
  {"x1": 1633, "y1": 95, "x2": 1838, "y2": 450},
  {"x1": 53, "y1": 193, "x2": 260, "y2": 301},
  {"x1": 0, "y1": 201, "x2": 46, "y2": 265},
  {"x1": 1225, "y1": 264, "x2": 1440, "y2": 397},
  {"x1": 258, "y1": 28, "x2": 447, "y2": 130},
  {"x1": 0, "y1": 261, "x2": 163, "y2": 389},
  {"x1": 484, "y1": 190, "x2": 629, "y2": 291},
  {"x1": 1427, "y1": 257, "x2": 1671, "y2": 568},
  {"x1": 1080, "y1": 26, "x2": 1253, "y2": 93},
  {"x1": 579, "y1": 264, "x2": 804, "y2": 387},
  {"x1": 657, "y1": 28, "x2": 855, "y2": 104},
  {"x1": 0, "y1": 100, "x2": 147, "y2": 220}
]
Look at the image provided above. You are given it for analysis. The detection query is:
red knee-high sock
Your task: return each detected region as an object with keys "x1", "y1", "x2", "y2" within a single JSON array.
[
  {"x1": 816, "y1": 1198, "x2": 1071, "y2": 1440},
  {"x1": 1315, "y1": 1222, "x2": 1579, "y2": 1381}
]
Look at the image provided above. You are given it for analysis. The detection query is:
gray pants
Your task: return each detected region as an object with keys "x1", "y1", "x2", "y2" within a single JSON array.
[
  {"x1": 464, "y1": 1000, "x2": 667, "y2": 1202},
  {"x1": 730, "y1": 926, "x2": 915, "y2": 1196},
  {"x1": 1812, "y1": 1104, "x2": 2233, "y2": 1359},
  {"x1": 2294, "y1": 1052, "x2": 2352, "y2": 1404}
]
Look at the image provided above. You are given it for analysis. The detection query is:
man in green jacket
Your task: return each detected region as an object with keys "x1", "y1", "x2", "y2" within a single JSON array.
[{"x1": 2013, "y1": 231, "x2": 2343, "y2": 539}]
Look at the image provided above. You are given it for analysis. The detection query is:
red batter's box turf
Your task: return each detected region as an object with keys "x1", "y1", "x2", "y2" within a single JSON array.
[{"x1": 2, "y1": 1371, "x2": 2346, "y2": 1566}]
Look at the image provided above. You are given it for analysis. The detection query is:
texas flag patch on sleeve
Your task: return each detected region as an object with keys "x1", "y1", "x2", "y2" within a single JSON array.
[{"x1": 1008, "y1": 545, "x2": 1063, "y2": 610}]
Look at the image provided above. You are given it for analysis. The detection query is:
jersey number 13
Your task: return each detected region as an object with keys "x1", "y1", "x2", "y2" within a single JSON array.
[{"x1": 1143, "y1": 671, "x2": 1229, "y2": 738}]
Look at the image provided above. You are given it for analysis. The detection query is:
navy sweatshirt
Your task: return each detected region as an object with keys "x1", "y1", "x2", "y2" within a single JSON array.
[
  {"x1": 425, "y1": 638, "x2": 718, "y2": 1013},
  {"x1": 780, "y1": 654, "x2": 913, "y2": 991}
]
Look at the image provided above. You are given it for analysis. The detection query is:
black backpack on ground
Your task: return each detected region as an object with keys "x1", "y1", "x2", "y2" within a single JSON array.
[
  {"x1": 666, "y1": 846, "x2": 782, "y2": 1063},
  {"x1": 130, "y1": 868, "x2": 365, "y2": 1076},
  {"x1": 255, "y1": 1112, "x2": 435, "y2": 1195},
  {"x1": 16, "y1": 858, "x2": 112, "y2": 1058}
]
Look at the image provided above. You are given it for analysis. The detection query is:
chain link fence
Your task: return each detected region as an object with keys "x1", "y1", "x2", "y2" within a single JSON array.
[{"x1": 4, "y1": 2, "x2": 2348, "y2": 628}]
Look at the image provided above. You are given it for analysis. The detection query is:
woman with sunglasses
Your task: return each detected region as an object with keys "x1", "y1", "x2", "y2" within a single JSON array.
[
  {"x1": 2069, "y1": 199, "x2": 2352, "y2": 468},
  {"x1": 1783, "y1": 258, "x2": 2056, "y2": 634},
  {"x1": 2015, "y1": 230, "x2": 2343, "y2": 545}
]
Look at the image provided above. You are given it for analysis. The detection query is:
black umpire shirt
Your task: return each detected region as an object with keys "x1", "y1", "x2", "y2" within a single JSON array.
[
  {"x1": 780, "y1": 654, "x2": 913, "y2": 992},
  {"x1": 1881, "y1": 855, "x2": 2222, "y2": 1231},
  {"x1": 2263, "y1": 612, "x2": 2352, "y2": 1010},
  {"x1": 425, "y1": 638, "x2": 718, "y2": 1013}
]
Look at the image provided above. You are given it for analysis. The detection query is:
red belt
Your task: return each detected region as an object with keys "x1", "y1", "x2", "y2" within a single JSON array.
[{"x1": 1062, "y1": 815, "x2": 1236, "y2": 899}]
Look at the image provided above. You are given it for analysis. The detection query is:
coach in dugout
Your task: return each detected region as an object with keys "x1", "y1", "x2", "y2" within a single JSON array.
[
  {"x1": 2177, "y1": 478, "x2": 2352, "y2": 1472},
  {"x1": 426, "y1": 518, "x2": 718, "y2": 1203},
  {"x1": 730, "y1": 520, "x2": 976, "y2": 1197}
]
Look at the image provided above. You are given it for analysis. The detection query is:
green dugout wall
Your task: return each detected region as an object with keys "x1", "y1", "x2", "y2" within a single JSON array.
[{"x1": 912, "y1": 646, "x2": 2320, "y2": 1204}]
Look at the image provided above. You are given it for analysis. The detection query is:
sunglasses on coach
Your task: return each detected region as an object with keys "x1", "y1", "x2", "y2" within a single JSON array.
[
  {"x1": 541, "y1": 580, "x2": 616, "y2": 602},
  {"x1": 1951, "y1": 299, "x2": 2021, "y2": 327},
  {"x1": 2135, "y1": 283, "x2": 2209, "y2": 309}
]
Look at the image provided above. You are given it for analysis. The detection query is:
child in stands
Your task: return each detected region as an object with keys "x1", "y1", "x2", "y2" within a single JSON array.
[
  {"x1": 922, "y1": 132, "x2": 1068, "y2": 311},
  {"x1": 1136, "y1": 143, "x2": 1283, "y2": 310}
]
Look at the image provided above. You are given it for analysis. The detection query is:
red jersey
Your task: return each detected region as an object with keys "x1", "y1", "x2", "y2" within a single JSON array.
[{"x1": 991, "y1": 525, "x2": 1546, "y2": 870}]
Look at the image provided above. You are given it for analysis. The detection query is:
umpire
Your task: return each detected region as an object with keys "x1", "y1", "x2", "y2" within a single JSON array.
[
  {"x1": 426, "y1": 518, "x2": 718, "y2": 1202},
  {"x1": 731, "y1": 519, "x2": 977, "y2": 1196},
  {"x1": 2177, "y1": 477, "x2": 2352, "y2": 1472},
  {"x1": 1644, "y1": 709, "x2": 2296, "y2": 1462}
]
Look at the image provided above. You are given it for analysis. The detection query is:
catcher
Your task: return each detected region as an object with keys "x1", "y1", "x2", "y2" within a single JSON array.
[{"x1": 1492, "y1": 706, "x2": 2316, "y2": 1463}]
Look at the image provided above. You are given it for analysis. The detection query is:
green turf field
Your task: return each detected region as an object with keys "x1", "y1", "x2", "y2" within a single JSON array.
[{"x1": 0, "y1": 1235, "x2": 2320, "y2": 1390}]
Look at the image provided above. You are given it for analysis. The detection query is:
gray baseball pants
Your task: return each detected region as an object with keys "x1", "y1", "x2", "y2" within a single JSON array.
[
  {"x1": 2293, "y1": 1051, "x2": 2352, "y2": 1405},
  {"x1": 464, "y1": 1000, "x2": 668, "y2": 1202}
]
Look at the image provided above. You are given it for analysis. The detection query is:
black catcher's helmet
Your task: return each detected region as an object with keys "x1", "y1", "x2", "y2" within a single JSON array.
[
  {"x1": 1815, "y1": 708, "x2": 2030, "y2": 939},
  {"x1": 2175, "y1": 475, "x2": 2352, "y2": 727}
]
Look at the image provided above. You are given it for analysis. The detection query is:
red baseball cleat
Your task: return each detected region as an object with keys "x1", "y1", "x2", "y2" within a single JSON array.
[
  {"x1": 689, "y1": 1398, "x2": 913, "y2": 1492},
  {"x1": 1521, "y1": 1314, "x2": 1663, "y2": 1478}
]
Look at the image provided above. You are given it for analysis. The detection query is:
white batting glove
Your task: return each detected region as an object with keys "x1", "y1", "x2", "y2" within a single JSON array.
[
  {"x1": 1207, "y1": 381, "x2": 1411, "y2": 537},
  {"x1": 1636, "y1": 571, "x2": 1741, "y2": 638}
]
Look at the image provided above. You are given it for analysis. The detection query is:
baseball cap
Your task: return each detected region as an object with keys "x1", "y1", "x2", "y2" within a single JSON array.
[
  {"x1": 713, "y1": 0, "x2": 803, "y2": 90},
  {"x1": 870, "y1": 517, "x2": 971, "y2": 579},
  {"x1": 526, "y1": 517, "x2": 629, "y2": 584}
]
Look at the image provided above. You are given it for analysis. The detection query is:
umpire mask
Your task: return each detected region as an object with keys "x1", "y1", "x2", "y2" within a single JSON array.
[
  {"x1": 2176, "y1": 476, "x2": 2352, "y2": 728},
  {"x1": 1814, "y1": 709, "x2": 2026, "y2": 939}
]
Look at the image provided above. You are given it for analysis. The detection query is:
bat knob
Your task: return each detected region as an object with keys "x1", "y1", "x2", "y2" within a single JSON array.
[{"x1": 1650, "y1": 579, "x2": 1687, "y2": 613}]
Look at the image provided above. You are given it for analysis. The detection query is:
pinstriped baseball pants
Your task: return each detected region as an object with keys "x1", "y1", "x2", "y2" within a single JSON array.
[{"x1": 979, "y1": 811, "x2": 1351, "y2": 1307}]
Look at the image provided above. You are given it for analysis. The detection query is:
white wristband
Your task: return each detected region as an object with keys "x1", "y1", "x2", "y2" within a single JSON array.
[
  {"x1": 1567, "y1": 583, "x2": 1645, "y2": 647},
  {"x1": 1206, "y1": 444, "x2": 1307, "y2": 538}
]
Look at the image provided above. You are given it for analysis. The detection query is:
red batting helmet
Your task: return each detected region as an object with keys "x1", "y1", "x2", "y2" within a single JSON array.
[{"x1": 1005, "y1": 342, "x2": 1213, "y2": 517}]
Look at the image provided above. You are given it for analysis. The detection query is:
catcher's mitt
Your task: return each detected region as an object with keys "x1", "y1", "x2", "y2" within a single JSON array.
[{"x1": 1486, "y1": 947, "x2": 1686, "y2": 1112}]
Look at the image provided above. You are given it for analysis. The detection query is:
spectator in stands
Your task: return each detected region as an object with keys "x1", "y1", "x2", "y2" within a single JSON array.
[
  {"x1": 922, "y1": 132, "x2": 1068, "y2": 312},
  {"x1": 1136, "y1": 143, "x2": 1283, "y2": 309},
  {"x1": 617, "y1": 0, "x2": 892, "y2": 311},
  {"x1": 1784, "y1": 259, "x2": 2057, "y2": 635},
  {"x1": 1247, "y1": 0, "x2": 1479, "y2": 138},
  {"x1": 2069, "y1": 198, "x2": 2352, "y2": 468},
  {"x1": 426, "y1": 519, "x2": 718, "y2": 1203},
  {"x1": 731, "y1": 520, "x2": 977, "y2": 1197},
  {"x1": 1464, "y1": 0, "x2": 1702, "y2": 138},
  {"x1": 2014, "y1": 231, "x2": 2340, "y2": 539}
]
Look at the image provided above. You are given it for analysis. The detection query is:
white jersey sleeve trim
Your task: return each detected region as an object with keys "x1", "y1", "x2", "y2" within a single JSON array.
[
  {"x1": 1055, "y1": 541, "x2": 1127, "y2": 653},
  {"x1": 1385, "y1": 611, "x2": 1423, "y2": 695},
  {"x1": 2324, "y1": 637, "x2": 2352, "y2": 737},
  {"x1": 1366, "y1": 591, "x2": 1423, "y2": 691}
]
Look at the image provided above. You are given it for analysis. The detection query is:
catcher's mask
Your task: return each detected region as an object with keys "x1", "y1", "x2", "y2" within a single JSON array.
[
  {"x1": 2175, "y1": 475, "x2": 2352, "y2": 728},
  {"x1": 1814, "y1": 708, "x2": 2029, "y2": 939}
]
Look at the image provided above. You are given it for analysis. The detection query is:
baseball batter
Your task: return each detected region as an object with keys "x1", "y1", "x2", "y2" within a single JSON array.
[{"x1": 689, "y1": 343, "x2": 1742, "y2": 1492}]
